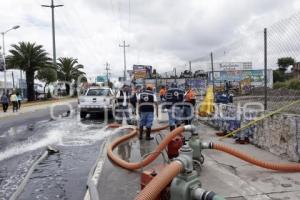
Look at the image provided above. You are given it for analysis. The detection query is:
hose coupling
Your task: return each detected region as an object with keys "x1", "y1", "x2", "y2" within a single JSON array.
[
  {"x1": 200, "y1": 142, "x2": 213, "y2": 149},
  {"x1": 192, "y1": 187, "x2": 225, "y2": 200},
  {"x1": 184, "y1": 125, "x2": 197, "y2": 134}
]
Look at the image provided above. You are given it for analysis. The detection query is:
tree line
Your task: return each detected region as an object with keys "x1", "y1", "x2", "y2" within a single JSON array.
[
  {"x1": 273, "y1": 57, "x2": 300, "y2": 90},
  {"x1": 6, "y1": 41, "x2": 86, "y2": 101}
]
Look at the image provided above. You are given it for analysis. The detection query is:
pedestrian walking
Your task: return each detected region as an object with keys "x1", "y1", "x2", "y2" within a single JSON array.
[
  {"x1": 1, "y1": 93, "x2": 9, "y2": 112},
  {"x1": 16, "y1": 92, "x2": 22, "y2": 109},
  {"x1": 115, "y1": 83, "x2": 132, "y2": 125},
  {"x1": 137, "y1": 86, "x2": 158, "y2": 140},
  {"x1": 10, "y1": 91, "x2": 18, "y2": 112}
]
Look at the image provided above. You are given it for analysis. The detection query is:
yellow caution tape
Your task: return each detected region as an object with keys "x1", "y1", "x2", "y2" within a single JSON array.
[{"x1": 219, "y1": 99, "x2": 300, "y2": 140}]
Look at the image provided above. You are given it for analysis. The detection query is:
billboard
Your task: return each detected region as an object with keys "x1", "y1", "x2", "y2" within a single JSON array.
[
  {"x1": 215, "y1": 62, "x2": 252, "y2": 71},
  {"x1": 208, "y1": 69, "x2": 273, "y2": 88},
  {"x1": 96, "y1": 75, "x2": 107, "y2": 83},
  {"x1": 133, "y1": 65, "x2": 152, "y2": 79}
]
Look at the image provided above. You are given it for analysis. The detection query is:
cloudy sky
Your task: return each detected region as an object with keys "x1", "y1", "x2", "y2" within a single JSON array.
[{"x1": 1, "y1": 0, "x2": 300, "y2": 80}]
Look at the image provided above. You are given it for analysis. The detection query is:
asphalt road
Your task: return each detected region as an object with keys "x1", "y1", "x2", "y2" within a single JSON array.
[{"x1": 0, "y1": 102, "x2": 113, "y2": 200}]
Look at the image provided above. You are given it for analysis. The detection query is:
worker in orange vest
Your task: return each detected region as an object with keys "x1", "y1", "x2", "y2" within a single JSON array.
[
  {"x1": 159, "y1": 86, "x2": 167, "y2": 102},
  {"x1": 183, "y1": 86, "x2": 196, "y2": 125}
]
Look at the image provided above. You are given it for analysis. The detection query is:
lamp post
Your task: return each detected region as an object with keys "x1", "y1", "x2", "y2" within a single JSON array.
[{"x1": 1, "y1": 25, "x2": 20, "y2": 93}]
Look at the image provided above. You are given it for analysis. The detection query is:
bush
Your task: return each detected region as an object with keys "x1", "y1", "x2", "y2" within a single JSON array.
[
  {"x1": 273, "y1": 79, "x2": 300, "y2": 90},
  {"x1": 287, "y1": 79, "x2": 300, "y2": 90},
  {"x1": 273, "y1": 70, "x2": 286, "y2": 82},
  {"x1": 273, "y1": 82, "x2": 288, "y2": 89}
]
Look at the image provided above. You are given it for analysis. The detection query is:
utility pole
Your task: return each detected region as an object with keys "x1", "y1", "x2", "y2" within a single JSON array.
[
  {"x1": 189, "y1": 61, "x2": 192, "y2": 72},
  {"x1": 173, "y1": 67, "x2": 177, "y2": 83},
  {"x1": 1, "y1": 25, "x2": 20, "y2": 93},
  {"x1": 12, "y1": 71, "x2": 15, "y2": 88},
  {"x1": 119, "y1": 41, "x2": 130, "y2": 81},
  {"x1": 42, "y1": 0, "x2": 63, "y2": 68},
  {"x1": 105, "y1": 62, "x2": 110, "y2": 86},
  {"x1": 1, "y1": 33, "x2": 6, "y2": 93},
  {"x1": 210, "y1": 52, "x2": 215, "y2": 93},
  {"x1": 264, "y1": 28, "x2": 268, "y2": 111}
]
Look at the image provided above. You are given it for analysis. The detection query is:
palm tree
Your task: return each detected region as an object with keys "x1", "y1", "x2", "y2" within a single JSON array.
[
  {"x1": 57, "y1": 57, "x2": 85, "y2": 95},
  {"x1": 6, "y1": 42, "x2": 51, "y2": 101}
]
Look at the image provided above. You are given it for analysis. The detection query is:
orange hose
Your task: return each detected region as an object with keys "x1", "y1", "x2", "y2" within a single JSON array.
[
  {"x1": 106, "y1": 123, "x2": 169, "y2": 132},
  {"x1": 107, "y1": 126, "x2": 184, "y2": 170},
  {"x1": 213, "y1": 143, "x2": 300, "y2": 172},
  {"x1": 106, "y1": 123, "x2": 122, "y2": 129},
  {"x1": 135, "y1": 161, "x2": 183, "y2": 200}
]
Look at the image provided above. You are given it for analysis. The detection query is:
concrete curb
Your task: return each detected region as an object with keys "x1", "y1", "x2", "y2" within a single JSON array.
[{"x1": 84, "y1": 132, "x2": 111, "y2": 200}]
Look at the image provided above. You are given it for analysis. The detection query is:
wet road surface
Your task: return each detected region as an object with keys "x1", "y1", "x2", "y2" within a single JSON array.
[
  {"x1": 96, "y1": 125, "x2": 170, "y2": 200},
  {"x1": 0, "y1": 104, "x2": 114, "y2": 200}
]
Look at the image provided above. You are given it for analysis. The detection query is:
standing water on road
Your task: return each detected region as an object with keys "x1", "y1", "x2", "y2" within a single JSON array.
[{"x1": 0, "y1": 113, "x2": 114, "y2": 200}]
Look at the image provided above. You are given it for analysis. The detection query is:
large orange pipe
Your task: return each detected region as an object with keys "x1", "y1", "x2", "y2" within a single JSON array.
[
  {"x1": 135, "y1": 161, "x2": 183, "y2": 200},
  {"x1": 106, "y1": 123, "x2": 169, "y2": 132},
  {"x1": 107, "y1": 125, "x2": 183, "y2": 170},
  {"x1": 213, "y1": 143, "x2": 300, "y2": 172},
  {"x1": 106, "y1": 123, "x2": 122, "y2": 129}
]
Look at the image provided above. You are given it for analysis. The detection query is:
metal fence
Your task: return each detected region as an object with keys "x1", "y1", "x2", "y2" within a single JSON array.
[{"x1": 190, "y1": 11, "x2": 300, "y2": 115}]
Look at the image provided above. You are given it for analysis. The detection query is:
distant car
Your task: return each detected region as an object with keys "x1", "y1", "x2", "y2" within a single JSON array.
[{"x1": 78, "y1": 87, "x2": 115, "y2": 118}]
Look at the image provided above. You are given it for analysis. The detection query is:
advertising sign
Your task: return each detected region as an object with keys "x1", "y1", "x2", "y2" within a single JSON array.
[
  {"x1": 133, "y1": 65, "x2": 152, "y2": 79},
  {"x1": 96, "y1": 75, "x2": 107, "y2": 83},
  {"x1": 217, "y1": 62, "x2": 252, "y2": 71},
  {"x1": 208, "y1": 69, "x2": 273, "y2": 88}
]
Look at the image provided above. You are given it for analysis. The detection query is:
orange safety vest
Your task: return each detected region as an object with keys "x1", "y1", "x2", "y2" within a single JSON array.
[
  {"x1": 159, "y1": 88, "x2": 166, "y2": 96},
  {"x1": 185, "y1": 89, "x2": 196, "y2": 102}
]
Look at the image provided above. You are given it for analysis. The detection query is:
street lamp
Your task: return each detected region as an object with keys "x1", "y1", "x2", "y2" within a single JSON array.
[{"x1": 1, "y1": 25, "x2": 20, "y2": 93}]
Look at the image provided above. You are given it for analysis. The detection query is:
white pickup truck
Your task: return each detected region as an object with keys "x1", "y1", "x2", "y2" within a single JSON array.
[{"x1": 78, "y1": 87, "x2": 115, "y2": 118}]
